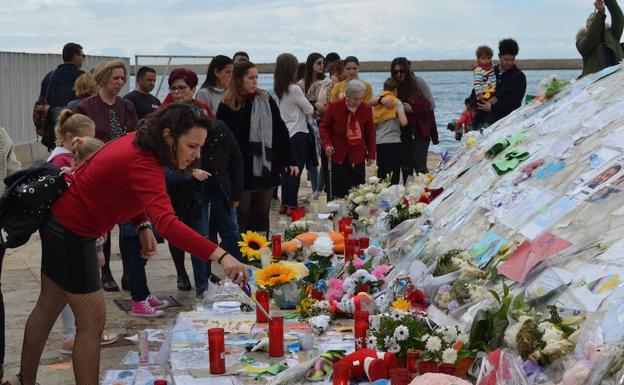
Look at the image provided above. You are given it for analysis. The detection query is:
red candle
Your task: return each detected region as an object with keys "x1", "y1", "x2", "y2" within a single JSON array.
[
  {"x1": 208, "y1": 328, "x2": 225, "y2": 374},
  {"x1": 332, "y1": 361, "x2": 351, "y2": 385},
  {"x1": 353, "y1": 310, "x2": 369, "y2": 350},
  {"x1": 359, "y1": 237, "x2": 370, "y2": 250},
  {"x1": 406, "y1": 351, "x2": 420, "y2": 374},
  {"x1": 269, "y1": 316, "x2": 284, "y2": 357},
  {"x1": 291, "y1": 207, "x2": 305, "y2": 221},
  {"x1": 272, "y1": 234, "x2": 282, "y2": 260},
  {"x1": 347, "y1": 239, "x2": 360, "y2": 258},
  {"x1": 390, "y1": 367, "x2": 411, "y2": 385},
  {"x1": 154, "y1": 381, "x2": 168, "y2": 385},
  {"x1": 255, "y1": 291, "x2": 270, "y2": 323}
]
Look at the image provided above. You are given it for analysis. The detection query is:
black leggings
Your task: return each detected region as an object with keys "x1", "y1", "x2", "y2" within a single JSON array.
[
  {"x1": 0, "y1": 247, "x2": 5, "y2": 379},
  {"x1": 238, "y1": 189, "x2": 274, "y2": 235}
]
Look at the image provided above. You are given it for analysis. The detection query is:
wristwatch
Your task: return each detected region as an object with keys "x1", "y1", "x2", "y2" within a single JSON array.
[{"x1": 137, "y1": 221, "x2": 152, "y2": 232}]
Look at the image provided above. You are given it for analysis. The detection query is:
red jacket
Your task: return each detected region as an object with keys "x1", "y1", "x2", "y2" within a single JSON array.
[
  {"x1": 51, "y1": 132, "x2": 218, "y2": 261},
  {"x1": 319, "y1": 98, "x2": 376, "y2": 166},
  {"x1": 457, "y1": 109, "x2": 475, "y2": 133}
]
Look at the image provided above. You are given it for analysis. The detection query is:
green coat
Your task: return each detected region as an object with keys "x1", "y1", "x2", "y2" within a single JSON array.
[{"x1": 576, "y1": 0, "x2": 624, "y2": 77}]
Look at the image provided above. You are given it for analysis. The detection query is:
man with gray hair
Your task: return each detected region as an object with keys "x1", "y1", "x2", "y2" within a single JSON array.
[{"x1": 320, "y1": 79, "x2": 376, "y2": 198}]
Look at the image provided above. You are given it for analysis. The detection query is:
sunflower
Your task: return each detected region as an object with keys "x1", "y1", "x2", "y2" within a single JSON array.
[
  {"x1": 255, "y1": 263, "x2": 297, "y2": 288},
  {"x1": 392, "y1": 298, "x2": 411, "y2": 312},
  {"x1": 238, "y1": 231, "x2": 270, "y2": 261}
]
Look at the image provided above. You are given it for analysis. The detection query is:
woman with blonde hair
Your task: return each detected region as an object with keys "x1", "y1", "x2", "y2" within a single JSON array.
[
  {"x1": 68, "y1": 72, "x2": 98, "y2": 112},
  {"x1": 77, "y1": 59, "x2": 139, "y2": 292},
  {"x1": 216, "y1": 60, "x2": 297, "y2": 235},
  {"x1": 77, "y1": 59, "x2": 138, "y2": 143}
]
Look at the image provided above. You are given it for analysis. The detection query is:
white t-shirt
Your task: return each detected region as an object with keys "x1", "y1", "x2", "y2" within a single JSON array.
[{"x1": 278, "y1": 84, "x2": 314, "y2": 137}]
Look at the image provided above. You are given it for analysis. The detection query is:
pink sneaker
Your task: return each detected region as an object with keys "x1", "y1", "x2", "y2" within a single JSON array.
[
  {"x1": 131, "y1": 299, "x2": 164, "y2": 318},
  {"x1": 147, "y1": 294, "x2": 170, "y2": 310}
]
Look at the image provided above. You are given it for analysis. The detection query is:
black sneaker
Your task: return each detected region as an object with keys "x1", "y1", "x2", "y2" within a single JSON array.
[
  {"x1": 102, "y1": 275, "x2": 119, "y2": 292},
  {"x1": 177, "y1": 274, "x2": 192, "y2": 291}
]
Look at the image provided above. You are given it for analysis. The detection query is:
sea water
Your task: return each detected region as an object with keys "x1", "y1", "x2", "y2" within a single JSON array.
[{"x1": 138, "y1": 69, "x2": 580, "y2": 155}]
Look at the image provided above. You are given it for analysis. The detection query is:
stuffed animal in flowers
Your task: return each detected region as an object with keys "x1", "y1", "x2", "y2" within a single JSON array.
[
  {"x1": 337, "y1": 349, "x2": 398, "y2": 382},
  {"x1": 281, "y1": 231, "x2": 345, "y2": 256},
  {"x1": 558, "y1": 342, "x2": 610, "y2": 385},
  {"x1": 329, "y1": 292, "x2": 376, "y2": 315}
]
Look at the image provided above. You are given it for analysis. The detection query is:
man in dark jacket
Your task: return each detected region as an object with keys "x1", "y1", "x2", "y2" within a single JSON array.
[
  {"x1": 39, "y1": 42, "x2": 85, "y2": 149},
  {"x1": 478, "y1": 38, "x2": 527, "y2": 127},
  {"x1": 577, "y1": 0, "x2": 624, "y2": 77}
]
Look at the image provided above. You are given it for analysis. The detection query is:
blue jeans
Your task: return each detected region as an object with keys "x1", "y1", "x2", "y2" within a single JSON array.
[
  {"x1": 307, "y1": 164, "x2": 320, "y2": 192},
  {"x1": 281, "y1": 132, "x2": 309, "y2": 207},
  {"x1": 188, "y1": 198, "x2": 210, "y2": 289},
  {"x1": 207, "y1": 190, "x2": 242, "y2": 261},
  {"x1": 123, "y1": 223, "x2": 152, "y2": 301}
]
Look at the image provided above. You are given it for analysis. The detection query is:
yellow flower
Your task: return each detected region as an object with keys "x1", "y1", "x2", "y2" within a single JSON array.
[
  {"x1": 392, "y1": 298, "x2": 410, "y2": 312},
  {"x1": 279, "y1": 261, "x2": 309, "y2": 279},
  {"x1": 238, "y1": 231, "x2": 270, "y2": 261},
  {"x1": 255, "y1": 263, "x2": 297, "y2": 288}
]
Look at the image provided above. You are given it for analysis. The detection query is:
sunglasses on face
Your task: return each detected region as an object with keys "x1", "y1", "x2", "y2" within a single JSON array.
[{"x1": 393, "y1": 69, "x2": 405, "y2": 75}]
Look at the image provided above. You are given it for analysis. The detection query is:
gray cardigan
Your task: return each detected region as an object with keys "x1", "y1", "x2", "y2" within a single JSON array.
[{"x1": 195, "y1": 86, "x2": 226, "y2": 114}]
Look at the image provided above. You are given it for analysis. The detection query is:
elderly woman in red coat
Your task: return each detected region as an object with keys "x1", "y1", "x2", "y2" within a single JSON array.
[{"x1": 319, "y1": 79, "x2": 376, "y2": 198}]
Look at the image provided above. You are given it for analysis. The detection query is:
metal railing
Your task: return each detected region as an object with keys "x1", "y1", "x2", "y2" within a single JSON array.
[{"x1": 134, "y1": 55, "x2": 214, "y2": 97}]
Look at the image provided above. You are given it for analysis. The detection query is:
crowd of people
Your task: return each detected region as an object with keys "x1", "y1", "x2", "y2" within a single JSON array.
[{"x1": 0, "y1": 2, "x2": 621, "y2": 381}]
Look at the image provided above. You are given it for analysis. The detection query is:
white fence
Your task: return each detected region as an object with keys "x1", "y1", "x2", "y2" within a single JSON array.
[{"x1": 0, "y1": 51, "x2": 130, "y2": 144}]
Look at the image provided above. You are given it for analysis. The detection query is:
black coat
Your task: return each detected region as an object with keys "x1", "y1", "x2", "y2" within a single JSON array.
[
  {"x1": 216, "y1": 95, "x2": 295, "y2": 190},
  {"x1": 486, "y1": 65, "x2": 527, "y2": 125},
  {"x1": 200, "y1": 119, "x2": 244, "y2": 205}
]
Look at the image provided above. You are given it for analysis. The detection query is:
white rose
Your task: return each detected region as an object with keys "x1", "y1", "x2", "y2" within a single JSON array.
[
  {"x1": 365, "y1": 192, "x2": 376, "y2": 202},
  {"x1": 368, "y1": 176, "x2": 380, "y2": 184},
  {"x1": 353, "y1": 196, "x2": 364, "y2": 204},
  {"x1": 442, "y1": 348, "x2": 458, "y2": 364}
]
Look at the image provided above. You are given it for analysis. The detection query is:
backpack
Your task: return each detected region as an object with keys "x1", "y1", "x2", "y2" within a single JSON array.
[
  {"x1": 33, "y1": 70, "x2": 62, "y2": 151},
  {"x1": 0, "y1": 161, "x2": 69, "y2": 248}
]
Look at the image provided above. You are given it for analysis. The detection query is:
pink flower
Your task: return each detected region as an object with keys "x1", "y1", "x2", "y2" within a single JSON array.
[
  {"x1": 326, "y1": 278, "x2": 345, "y2": 301},
  {"x1": 371, "y1": 265, "x2": 392, "y2": 280},
  {"x1": 352, "y1": 257, "x2": 365, "y2": 269}
]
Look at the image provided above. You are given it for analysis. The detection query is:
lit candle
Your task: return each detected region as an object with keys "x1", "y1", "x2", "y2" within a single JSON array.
[
  {"x1": 269, "y1": 316, "x2": 284, "y2": 357},
  {"x1": 208, "y1": 328, "x2": 225, "y2": 374}
]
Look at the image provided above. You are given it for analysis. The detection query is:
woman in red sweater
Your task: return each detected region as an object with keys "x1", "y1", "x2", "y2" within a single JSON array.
[
  {"x1": 319, "y1": 79, "x2": 376, "y2": 198},
  {"x1": 17, "y1": 103, "x2": 249, "y2": 385}
]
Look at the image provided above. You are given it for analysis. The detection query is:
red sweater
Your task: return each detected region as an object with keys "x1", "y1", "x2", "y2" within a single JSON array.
[
  {"x1": 51, "y1": 132, "x2": 218, "y2": 261},
  {"x1": 319, "y1": 98, "x2": 376, "y2": 166}
]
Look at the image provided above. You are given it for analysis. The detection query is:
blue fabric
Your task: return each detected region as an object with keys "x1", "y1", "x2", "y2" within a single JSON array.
[
  {"x1": 124, "y1": 224, "x2": 150, "y2": 301},
  {"x1": 188, "y1": 198, "x2": 210, "y2": 289},
  {"x1": 207, "y1": 190, "x2": 243, "y2": 261},
  {"x1": 281, "y1": 132, "x2": 309, "y2": 207}
]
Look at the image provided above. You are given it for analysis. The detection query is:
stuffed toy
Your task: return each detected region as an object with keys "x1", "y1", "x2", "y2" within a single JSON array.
[
  {"x1": 327, "y1": 278, "x2": 345, "y2": 301},
  {"x1": 329, "y1": 292, "x2": 375, "y2": 315},
  {"x1": 558, "y1": 343, "x2": 610, "y2": 385},
  {"x1": 337, "y1": 349, "x2": 397, "y2": 382},
  {"x1": 281, "y1": 231, "x2": 345, "y2": 255},
  {"x1": 304, "y1": 350, "x2": 345, "y2": 381}
]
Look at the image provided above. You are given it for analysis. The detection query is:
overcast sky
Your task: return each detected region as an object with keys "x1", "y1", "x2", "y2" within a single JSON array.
[{"x1": 0, "y1": 0, "x2": 608, "y2": 63}]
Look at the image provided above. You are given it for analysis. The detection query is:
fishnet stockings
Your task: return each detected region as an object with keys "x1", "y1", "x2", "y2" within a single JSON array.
[{"x1": 20, "y1": 275, "x2": 105, "y2": 385}]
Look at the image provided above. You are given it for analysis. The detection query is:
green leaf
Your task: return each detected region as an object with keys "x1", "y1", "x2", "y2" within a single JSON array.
[
  {"x1": 363, "y1": 257, "x2": 374, "y2": 271},
  {"x1": 488, "y1": 289, "x2": 501, "y2": 304}
]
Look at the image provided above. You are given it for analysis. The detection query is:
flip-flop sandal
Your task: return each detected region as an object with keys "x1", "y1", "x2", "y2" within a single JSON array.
[
  {"x1": 101, "y1": 331, "x2": 119, "y2": 345},
  {"x1": 492, "y1": 150, "x2": 531, "y2": 175},
  {"x1": 485, "y1": 139, "x2": 510, "y2": 158}
]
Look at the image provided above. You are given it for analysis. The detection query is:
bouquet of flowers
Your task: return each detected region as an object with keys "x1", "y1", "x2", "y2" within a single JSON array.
[
  {"x1": 538, "y1": 74, "x2": 570, "y2": 100},
  {"x1": 346, "y1": 176, "x2": 391, "y2": 220},
  {"x1": 420, "y1": 325, "x2": 471, "y2": 364},
  {"x1": 513, "y1": 306, "x2": 575, "y2": 366},
  {"x1": 385, "y1": 200, "x2": 427, "y2": 229},
  {"x1": 368, "y1": 311, "x2": 431, "y2": 358},
  {"x1": 254, "y1": 262, "x2": 309, "y2": 309},
  {"x1": 284, "y1": 220, "x2": 311, "y2": 241},
  {"x1": 342, "y1": 269, "x2": 382, "y2": 296},
  {"x1": 432, "y1": 249, "x2": 472, "y2": 277},
  {"x1": 434, "y1": 280, "x2": 489, "y2": 313}
]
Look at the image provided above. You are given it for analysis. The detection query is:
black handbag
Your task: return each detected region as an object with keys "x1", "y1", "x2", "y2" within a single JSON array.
[{"x1": 13, "y1": 170, "x2": 69, "y2": 215}]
